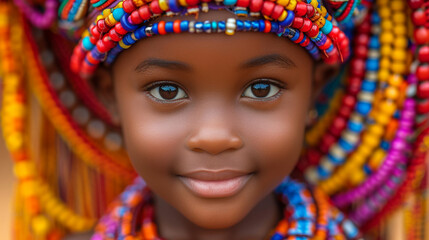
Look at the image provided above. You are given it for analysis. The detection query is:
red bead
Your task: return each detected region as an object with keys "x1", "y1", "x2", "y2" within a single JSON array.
[
  {"x1": 408, "y1": 0, "x2": 423, "y2": 9},
  {"x1": 293, "y1": 32, "x2": 305, "y2": 43},
  {"x1": 97, "y1": 19, "x2": 108, "y2": 33},
  {"x1": 319, "y1": 37, "x2": 332, "y2": 50},
  {"x1": 89, "y1": 36, "x2": 97, "y2": 45},
  {"x1": 236, "y1": 0, "x2": 250, "y2": 7},
  {"x1": 319, "y1": 133, "x2": 336, "y2": 153},
  {"x1": 294, "y1": 2, "x2": 307, "y2": 16},
  {"x1": 96, "y1": 40, "x2": 108, "y2": 53},
  {"x1": 329, "y1": 116, "x2": 346, "y2": 137},
  {"x1": 173, "y1": 20, "x2": 181, "y2": 33},
  {"x1": 418, "y1": 46, "x2": 429, "y2": 63},
  {"x1": 354, "y1": 45, "x2": 368, "y2": 58},
  {"x1": 412, "y1": 9, "x2": 426, "y2": 26},
  {"x1": 355, "y1": 33, "x2": 369, "y2": 46},
  {"x1": 86, "y1": 52, "x2": 100, "y2": 65},
  {"x1": 357, "y1": 20, "x2": 371, "y2": 34},
  {"x1": 300, "y1": 19, "x2": 312, "y2": 32},
  {"x1": 261, "y1": 1, "x2": 275, "y2": 17},
  {"x1": 306, "y1": 5, "x2": 315, "y2": 18},
  {"x1": 415, "y1": 27, "x2": 429, "y2": 45},
  {"x1": 158, "y1": 21, "x2": 167, "y2": 35},
  {"x1": 418, "y1": 81, "x2": 429, "y2": 98},
  {"x1": 301, "y1": 37, "x2": 310, "y2": 47},
  {"x1": 109, "y1": 29, "x2": 122, "y2": 42},
  {"x1": 90, "y1": 25, "x2": 101, "y2": 38},
  {"x1": 338, "y1": 105, "x2": 352, "y2": 118},
  {"x1": 307, "y1": 149, "x2": 322, "y2": 165},
  {"x1": 130, "y1": 11, "x2": 143, "y2": 24},
  {"x1": 291, "y1": 17, "x2": 304, "y2": 29},
  {"x1": 138, "y1": 6, "x2": 151, "y2": 20},
  {"x1": 186, "y1": 0, "x2": 199, "y2": 6},
  {"x1": 271, "y1": 5, "x2": 284, "y2": 20},
  {"x1": 417, "y1": 64, "x2": 429, "y2": 81},
  {"x1": 328, "y1": 26, "x2": 341, "y2": 40},
  {"x1": 249, "y1": 0, "x2": 263, "y2": 12},
  {"x1": 417, "y1": 99, "x2": 429, "y2": 114},
  {"x1": 342, "y1": 95, "x2": 356, "y2": 108},
  {"x1": 150, "y1": 0, "x2": 163, "y2": 14},
  {"x1": 347, "y1": 76, "x2": 361, "y2": 95},
  {"x1": 350, "y1": 59, "x2": 365, "y2": 77},
  {"x1": 263, "y1": 20, "x2": 271, "y2": 33},
  {"x1": 123, "y1": 0, "x2": 136, "y2": 13},
  {"x1": 115, "y1": 23, "x2": 127, "y2": 35}
]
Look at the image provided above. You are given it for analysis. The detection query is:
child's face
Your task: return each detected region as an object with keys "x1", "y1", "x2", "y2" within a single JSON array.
[{"x1": 108, "y1": 12, "x2": 315, "y2": 229}]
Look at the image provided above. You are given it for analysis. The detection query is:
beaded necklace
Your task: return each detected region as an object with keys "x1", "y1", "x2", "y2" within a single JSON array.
[{"x1": 91, "y1": 177, "x2": 362, "y2": 240}]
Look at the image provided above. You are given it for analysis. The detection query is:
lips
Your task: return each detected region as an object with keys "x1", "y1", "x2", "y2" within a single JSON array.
[{"x1": 178, "y1": 170, "x2": 253, "y2": 198}]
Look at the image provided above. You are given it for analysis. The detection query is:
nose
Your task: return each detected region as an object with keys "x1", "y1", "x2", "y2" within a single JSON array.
[{"x1": 186, "y1": 120, "x2": 243, "y2": 155}]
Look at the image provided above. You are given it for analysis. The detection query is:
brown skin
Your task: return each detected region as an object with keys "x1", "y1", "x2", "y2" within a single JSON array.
[{"x1": 96, "y1": 10, "x2": 336, "y2": 240}]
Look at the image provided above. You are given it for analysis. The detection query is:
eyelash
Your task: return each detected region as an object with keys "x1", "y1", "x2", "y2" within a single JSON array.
[{"x1": 143, "y1": 79, "x2": 285, "y2": 102}]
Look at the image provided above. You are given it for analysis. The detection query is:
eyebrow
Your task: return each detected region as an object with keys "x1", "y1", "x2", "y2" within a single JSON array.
[
  {"x1": 135, "y1": 58, "x2": 192, "y2": 73},
  {"x1": 241, "y1": 54, "x2": 297, "y2": 69}
]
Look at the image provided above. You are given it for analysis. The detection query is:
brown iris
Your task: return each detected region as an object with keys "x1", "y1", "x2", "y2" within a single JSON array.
[
  {"x1": 251, "y1": 83, "x2": 270, "y2": 98},
  {"x1": 159, "y1": 85, "x2": 178, "y2": 99}
]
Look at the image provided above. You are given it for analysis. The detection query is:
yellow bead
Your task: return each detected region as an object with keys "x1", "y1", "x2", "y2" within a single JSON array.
[
  {"x1": 13, "y1": 162, "x2": 35, "y2": 179},
  {"x1": 380, "y1": 32, "x2": 394, "y2": 44},
  {"x1": 391, "y1": 49, "x2": 407, "y2": 62},
  {"x1": 369, "y1": 149, "x2": 386, "y2": 170},
  {"x1": 379, "y1": 57, "x2": 390, "y2": 69},
  {"x1": 6, "y1": 132, "x2": 23, "y2": 151},
  {"x1": 380, "y1": 46, "x2": 392, "y2": 58},
  {"x1": 102, "y1": 9, "x2": 111, "y2": 17},
  {"x1": 179, "y1": 0, "x2": 187, "y2": 6},
  {"x1": 350, "y1": 169, "x2": 366, "y2": 186},
  {"x1": 394, "y1": 37, "x2": 408, "y2": 49},
  {"x1": 378, "y1": 69, "x2": 390, "y2": 82},
  {"x1": 20, "y1": 180, "x2": 38, "y2": 197},
  {"x1": 363, "y1": 133, "x2": 379, "y2": 148},
  {"x1": 377, "y1": 0, "x2": 389, "y2": 6},
  {"x1": 391, "y1": 61, "x2": 407, "y2": 75},
  {"x1": 132, "y1": 0, "x2": 144, "y2": 7},
  {"x1": 375, "y1": 112, "x2": 391, "y2": 125},
  {"x1": 158, "y1": 0, "x2": 169, "y2": 11},
  {"x1": 285, "y1": 0, "x2": 297, "y2": 11},
  {"x1": 379, "y1": 100, "x2": 396, "y2": 115},
  {"x1": 381, "y1": 20, "x2": 393, "y2": 31},
  {"x1": 392, "y1": 13, "x2": 406, "y2": 24},
  {"x1": 277, "y1": 10, "x2": 287, "y2": 21},
  {"x1": 31, "y1": 215, "x2": 50, "y2": 236},
  {"x1": 385, "y1": 86, "x2": 399, "y2": 100},
  {"x1": 276, "y1": 0, "x2": 290, "y2": 7},
  {"x1": 310, "y1": 0, "x2": 318, "y2": 8},
  {"x1": 388, "y1": 74, "x2": 403, "y2": 87},
  {"x1": 390, "y1": 0, "x2": 405, "y2": 11},
  {"x1": 379, "y1": 8, "x2": 390, "y2": 19},
  {"x1": 393, "y1": 26, "x2": 407, "y2": 36}
]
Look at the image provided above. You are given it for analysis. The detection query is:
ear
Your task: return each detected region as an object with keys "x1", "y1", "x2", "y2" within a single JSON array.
[
  {"x1": 311, "y1": 61, "x2": 340, "y2": 102},
  {"x1": 91, "y1": 66, "x2": 121, "y2": 125}
]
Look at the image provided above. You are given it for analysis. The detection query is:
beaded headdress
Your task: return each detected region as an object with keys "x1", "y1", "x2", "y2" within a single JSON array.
[{"x1": 0, "y1": 0, "x2": 428, "y2": 239}]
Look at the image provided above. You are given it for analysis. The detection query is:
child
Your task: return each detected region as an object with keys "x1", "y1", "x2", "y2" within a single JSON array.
[{"x1": 1, "y1": 0, "x2": 427, "y2": 239}]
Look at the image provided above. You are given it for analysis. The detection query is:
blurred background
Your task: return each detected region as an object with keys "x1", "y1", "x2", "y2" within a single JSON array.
[{"x1": 0, "y1": 134, "x2": 14, "y2": 239}]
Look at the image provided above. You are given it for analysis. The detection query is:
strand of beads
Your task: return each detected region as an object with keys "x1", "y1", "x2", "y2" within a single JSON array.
[
  {"x1": 13, "y1": 0, "x2": 58, "y2": 28},
  {"x1": 70, "y1": 0, "x2": 350, "y2": 78},
  {"x1": 303, "y1": 10, "x2": 373, "y2": 191},
  {"x1": 23, "y1": 18, "x2": 137, "y2": 181},
  {"x1": 330, "y1": 0, "x2": 410, "y2": 208}
]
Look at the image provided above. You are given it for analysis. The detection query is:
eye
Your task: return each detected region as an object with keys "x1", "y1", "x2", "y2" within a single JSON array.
[
  {"x1": 148, "y1": 83, "x2": 188, "y2": 101},
  {"x1": 242, "y1": 80, "x2": 281, "y2": 99}
]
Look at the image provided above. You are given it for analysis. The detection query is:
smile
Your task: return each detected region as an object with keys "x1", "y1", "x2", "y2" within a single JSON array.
[{"x1": 178, "y1": 171, "x2": 253, "y2": 198}]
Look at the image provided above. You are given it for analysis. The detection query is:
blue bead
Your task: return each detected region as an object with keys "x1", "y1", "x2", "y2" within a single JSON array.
[
  {"x1": 279, "y1": 10, "x2": 294, "y2": 27},
  {"x1": 326, "y1": 44, "x2": 334, "y2": 53},
  {"x1": 91, "y1": 48, "x2": 105, "y2": 60},
  {"x1": 258, "y1": 19, "x2": 265, "y2": 32},
  {"x1": 203, "y1": 21, "x2": 211, "y2": 32},
  {"x1": 393, "y1": 110, "x2": 400, "y2": 118},
  {"x1": 338, "y1": 137, "x2": 354, "y2": 152},
  {"x1": 299, "y1": 35, "x2": 307, "y2": 45},
  {"x1": 356, "y1": 101, "x2": 372, "y2": 115},
  {"x1": 121, "y1": 14, "x2": 138, "y2": 32},
  {"x1": 180, "y1": 21, "x2": 189, "y2": 31},
  {"x1": 165, "y1": 21, "x2": 174, "y2": 33},
  {"x1": 372, "y1": 13, "x2": 381, "y2": 24},
  {"x1": 251, "y1": 21, "x2": 259, "y2": 31},
  {"x1": 342, "y1": 220, "x2": 359, "y2": 238},
  {"x1": 152, "y1": 23, "x2": 159, "y2": 35},
  {"x1": 381, "y1": 140, "x2": 390, "y2": 150},
  {"x1": 328, "y1": 153, "x2": 344, "y2": 165},
  {"x1": 134, "y1": 26, "x2": 147, "y2": 39},
  {"x1": 195, "y1": 21, "x2": 203, "y2": 31},
  {"x1": 244, "y1": 20, "x2": 251, "y2": 31},
  {"x1": 290, "y1": 30, "x2": 300, "y2": 41},
  {"x1": 168, "y1": 0, "x2": 182, "y2": 12},
  {"x1": 321, "y1": 19, "x2": 333, "y2": 35},
  {"x1": 211, "y1": 21, "x2": 217, "y2": 31},
  {"x1": 317, "y1": 165, "x2": 330, "y2": 179},
  {"x1": 218, "y1": 21, "x2": 226, "y2": 31},
  {"x1": 363, "y1": 164, "x2": 372, "y2": 174},
  {"x1": 270, "y1": 233, "x2": 284, "y2": 240},
  {"x1": 348, "y1": 121, "x2": 363, "y2": 133},
  {"x1": 361, "y1": 80, "x2": 377, "y2": 92},
  {"x1": 271, "y1": 22, "x2": 279, "y2": 33},
  {"x1": 82, "y1": 36, "x2": 95, "y2": 51},
  {"x1": 223, "y1": 0, "x2": 237, "y2": 5},
  {"x1": 366, "y1": 58, "x2": 379, "y2": 71},
  {"x1": 369, "y1": 36, "x2": 380, "y2": 48},
  {"x1": 112, "y1": 8, "x2": 125, "y2": 21},
  {"x1": 236, "y1": 20, "x2": 244, "y2": 31}
]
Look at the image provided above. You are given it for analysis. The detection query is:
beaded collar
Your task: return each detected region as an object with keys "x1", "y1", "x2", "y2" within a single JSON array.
[{"x1": 91, "y1": 177, "x2": 362, "y2": 239}]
